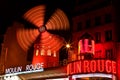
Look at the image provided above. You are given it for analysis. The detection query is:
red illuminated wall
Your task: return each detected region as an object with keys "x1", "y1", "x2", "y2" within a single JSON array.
[
  {"x1": 32, "y1": 44, "x2": 59, "y2": 68},
  {"x1": 116, "y1": 43, "x2": 120, "y2": 79},
  {"x1": 71, "y1": 5, "x2": 119, "y2": 79},
  {"x1": 72, "y1": 6, "x2": 116, "y2": 59}
]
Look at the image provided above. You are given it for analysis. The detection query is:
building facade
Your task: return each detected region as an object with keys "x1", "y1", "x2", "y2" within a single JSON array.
[
  {"x1": 0, "y1": 0, "x2": 120, "y2": 80},
  {"x1": 68, "y1": 0, "x2": 120, "y2": 79}
]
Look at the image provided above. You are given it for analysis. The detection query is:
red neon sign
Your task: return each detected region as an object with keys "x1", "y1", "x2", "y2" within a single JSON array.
[
  {"x1": 78, "y1": 39, "x2": 95, "y2": 54},
  {"x1": 67, "y1": 60, "x2": 116, "y2": 75}
]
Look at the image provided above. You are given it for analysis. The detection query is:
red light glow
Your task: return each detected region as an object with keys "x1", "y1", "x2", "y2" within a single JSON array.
[
  {"x1": 66, "y1": 44, "x2": 70, "y2": 48},
  {"x1": 67, "y1": 60, "x2": 116, "y2": 75},
  {"x1": 78, "y1": 39, "x2": 95, "y2": 55}
]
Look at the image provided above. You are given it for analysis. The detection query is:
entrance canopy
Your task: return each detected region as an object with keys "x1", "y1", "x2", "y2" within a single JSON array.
[{"x1": 72, "y1": 73, "x2": 116, "y2": 80}]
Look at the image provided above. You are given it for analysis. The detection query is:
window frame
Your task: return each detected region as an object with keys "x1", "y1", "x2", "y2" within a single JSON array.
[
  {"x1": 95, "y1": 32, "x2": 101, "y2": 43},
  {"x1": 105, "y1": 30, "x2": 112, "y2": 41}
]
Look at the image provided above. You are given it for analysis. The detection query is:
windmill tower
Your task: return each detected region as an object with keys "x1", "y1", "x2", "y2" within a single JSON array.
[{"x1": 16, "y1": 5, "x2": 70, "y2": 68}]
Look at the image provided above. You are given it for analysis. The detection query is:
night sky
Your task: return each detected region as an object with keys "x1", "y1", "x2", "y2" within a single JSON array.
[{"x1": 0, "y1": 0, "x2": 74, "y2": 34}]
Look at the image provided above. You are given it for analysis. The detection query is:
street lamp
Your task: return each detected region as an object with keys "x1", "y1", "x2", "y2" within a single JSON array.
[{"x1": 66, "y1": 44, "x2": 70, "y2": 49}]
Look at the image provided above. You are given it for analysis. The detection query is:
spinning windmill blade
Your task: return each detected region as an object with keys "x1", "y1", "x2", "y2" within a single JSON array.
[{"x1": 16, "y1": 5, "x2": 70, "y2": 52}]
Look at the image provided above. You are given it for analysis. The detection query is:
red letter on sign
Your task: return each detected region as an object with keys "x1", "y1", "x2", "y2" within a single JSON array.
[
  {"x1": 90, "y1": 60, "x2": 96, "y2": 72},
  {"x1": 83, "y1": 60, "x2": 90, "y2": 73},
  {"x1": 67, "y1": 63, "x2": 73, "y2": 75},
  {"x1": 70, "y1": 63, "x2": 74, "y2": 75},
  {"x1": 67, "y1": 64, "x2": 70, "y2": 75},
  {"x1": 106, "y1": 60, "x2": 112, "y2": 73},
  {"x1": 75, "y1": 61, "x2": 82, "y2": 73},
  {"x1": 112, "y1": 61, "x2": 116, "y2": 74},
  {"x1": 98, "y1": 60, "x2": 104, "y2": 72}
]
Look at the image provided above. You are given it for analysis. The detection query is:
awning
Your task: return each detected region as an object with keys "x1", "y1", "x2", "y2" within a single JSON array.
[{"x1": 18, "y1": 66, "x2": 67, "y2": 80}]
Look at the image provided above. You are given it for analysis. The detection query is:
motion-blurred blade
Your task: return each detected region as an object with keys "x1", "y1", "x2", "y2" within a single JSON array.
[
  {"x1": 37, "y1": 31, "x2": 65, "y2": 51},
  {"x1": 23, "y1": 5, "x2": 46, "y2": 28},
  {"x1": 16, "y1": 28, "x2": 40, "y2": 52},
  {"x1": 45, "y1": 9, "x2": 70, "y2": 30}
]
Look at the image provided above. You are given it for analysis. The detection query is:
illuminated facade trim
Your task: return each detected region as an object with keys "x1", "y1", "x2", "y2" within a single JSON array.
[{"x1": 72, "y1": 73, "x2": 116, "y2": 79}]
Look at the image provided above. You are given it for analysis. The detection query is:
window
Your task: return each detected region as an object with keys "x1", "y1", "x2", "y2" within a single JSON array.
[
  {"x1": 41, "y1": 49, "x2": 45, "y2": 56},
  {"x1": 86, "y1": 19, "x2": 91, "y2": 28},
  {"x1": 105, "y1": 30, "x2": 112, "y2": 41},
  {"x1": 35, "y1": 49, "x2": 39, "y2": 56},
  {"x1": 105, "y1": 49, "x2": 114, "y2": 60},
  {"x1": 95, "y1": 16, "x2": 101, "y2": 26},
  {"x1": 95, "y1": 32, "x2": 101, "y2": 43},
  {"x1": 53, "y1": 51, "x2": 56, "y2": 57},
  {"x1": 105, "y1": 14, "x2": 112, "y2": 23},
  {"x1": 77, "y1": 22, "x2": 82, "y2": 31},
  {"x1": 47, "y1": 49, "x2": 51, "y2": 56}
]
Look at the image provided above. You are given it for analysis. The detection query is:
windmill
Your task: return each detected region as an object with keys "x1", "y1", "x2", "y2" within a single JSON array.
[{"x1": 16, "y1": 5, "x2": 70, "y2": 68}]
